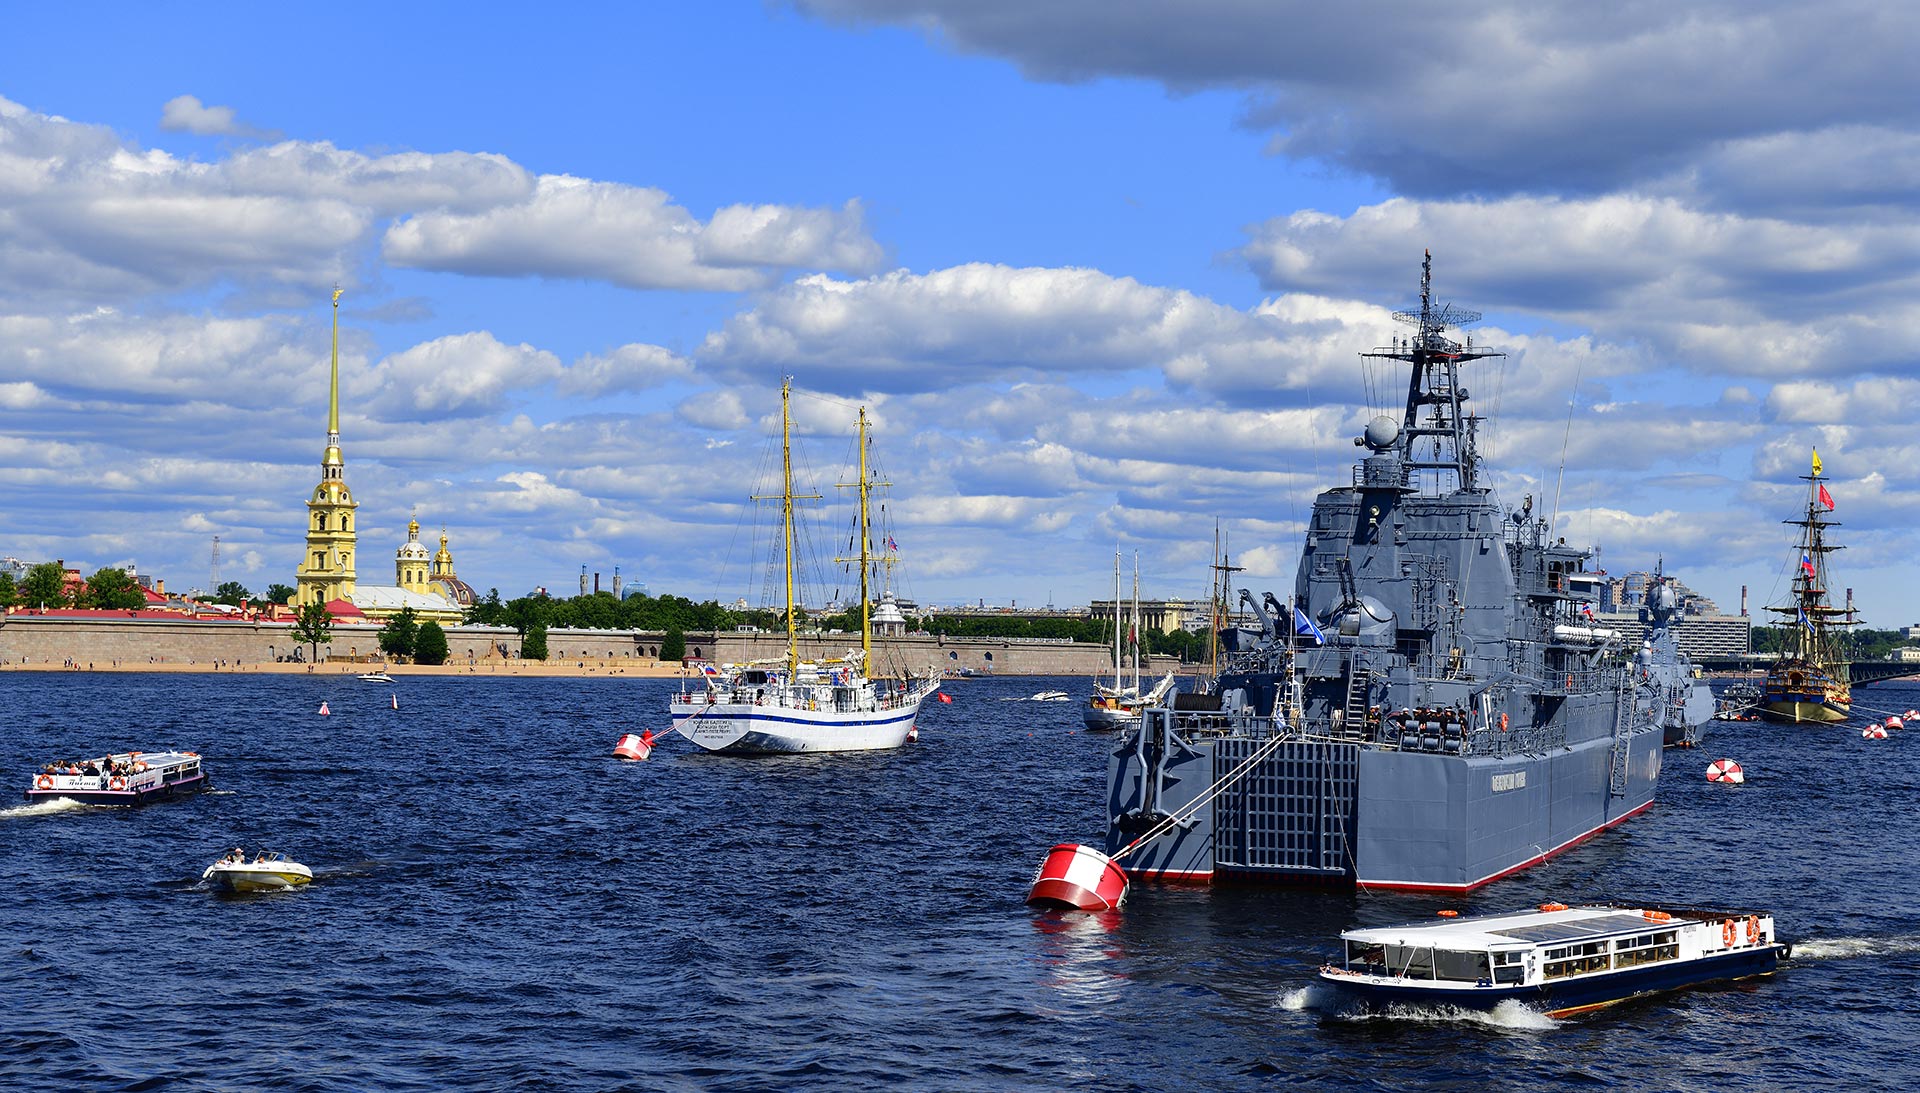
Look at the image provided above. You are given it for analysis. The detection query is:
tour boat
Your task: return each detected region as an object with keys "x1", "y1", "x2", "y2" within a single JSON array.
[
  {"x1": 203, "y1": 851, "x2": 313, "y2": 893},
  {"x1": 1319, "y1": 903, "x2": 1788, "y2": 1017},
  {"x1": 25, "y1": 751, "x2": 210, "y2": 805},
  {"x1": 668, "y1": 379, "x2": 941, "y2": 755}
]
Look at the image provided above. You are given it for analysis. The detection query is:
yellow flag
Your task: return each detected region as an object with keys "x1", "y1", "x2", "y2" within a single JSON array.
[
  {"x1": 332, "y1": 287, "x2": 344, "y2": 305},
  {"x1": 1811, "y1": 448, "x2": 1822, "y2": 476}
]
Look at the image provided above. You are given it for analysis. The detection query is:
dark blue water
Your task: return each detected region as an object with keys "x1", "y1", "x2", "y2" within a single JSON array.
[{"x1": 3, "y1": 672, "x2": 1916, "y2": 1091}]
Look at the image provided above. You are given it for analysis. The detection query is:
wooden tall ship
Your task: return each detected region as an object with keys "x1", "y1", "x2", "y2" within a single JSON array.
[{"x1": 1758, "y1": 453, "x2": 1855, "y2": 724}]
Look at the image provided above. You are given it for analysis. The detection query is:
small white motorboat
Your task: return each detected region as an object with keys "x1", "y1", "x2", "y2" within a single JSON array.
[
  {"x1": 358, "y1": 671, "x2": 395, "y2": 683},
  {"x1": 203, "y1": 851, "x2": 313, "y2": 893},
  {"x1": 1026, "y1": 690, "x2": 1071, "y2": 702}
]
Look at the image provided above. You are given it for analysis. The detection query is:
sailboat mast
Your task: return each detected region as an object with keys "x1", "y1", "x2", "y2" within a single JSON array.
[
  {"x1": 1131, "y1": 552, "x2": 1141, "y2": 691},
  {"x1": 857, "y1": 407, "x2": 872, "y2": 665},
  {"x1": 1112, "y1": 553, "x2": 1122, "y2": 688},
  {"x1": 782, "y1": 378, "x2": 798, "y2": 676}
]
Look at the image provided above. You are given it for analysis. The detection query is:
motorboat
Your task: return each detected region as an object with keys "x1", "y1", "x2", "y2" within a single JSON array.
[
  {"x1": 1319, "y1": 902, "x2": 1788, "y2": 1018},
  {"x1": 26, "y1": 751, "x2": 209, "y2": 805},
  {"x1": 204, "y1": 851, "x2": 313, "y2": 893},
  {"x1": 1026, "y1": 691, "x2": 1071, "y2": 702},
  {"x1": 358, "y1": 671, "x2": 395, "y2": 683}
]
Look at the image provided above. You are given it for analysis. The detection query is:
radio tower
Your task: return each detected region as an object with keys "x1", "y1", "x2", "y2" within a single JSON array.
[{"x1": 210, "y1": 535, "x2": 221, "y2": 589}]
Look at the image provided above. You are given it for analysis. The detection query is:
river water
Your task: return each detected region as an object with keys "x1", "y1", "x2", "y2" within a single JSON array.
[{"x1": 3, "y1": 671, "x2": 1916, "y2": 1091}]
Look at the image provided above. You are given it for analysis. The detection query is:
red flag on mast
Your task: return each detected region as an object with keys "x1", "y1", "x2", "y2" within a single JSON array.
[{"x1": 1818, "y1": 483, "x2": 1835, "y2": 511}]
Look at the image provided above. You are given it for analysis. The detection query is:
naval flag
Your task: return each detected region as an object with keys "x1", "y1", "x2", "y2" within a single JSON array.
[
  {"x1": 1294, "y1": 607, "x2": 1326, "y2": 646},
  {"x1": 1819, "y1": 483, "x2": 1835, "y2": 511}
]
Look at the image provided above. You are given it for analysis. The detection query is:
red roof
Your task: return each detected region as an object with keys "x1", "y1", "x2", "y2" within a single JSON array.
[{"x1": 323, "y1": 598, "x2": 368, "y2": 619}]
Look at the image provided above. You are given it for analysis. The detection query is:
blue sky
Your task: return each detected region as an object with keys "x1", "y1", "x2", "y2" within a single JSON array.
[{"x1": 2, "y1": 2, "x2": 1916, "y2": 624}]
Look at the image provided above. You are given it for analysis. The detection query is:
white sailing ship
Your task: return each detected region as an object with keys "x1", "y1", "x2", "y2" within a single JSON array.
[
  {"x1": 1083, "y1": 553, "x2": 1173, "y2": 731},
  {"x1": 669, "y1": 380, "x2": 942, "y2": 754}
]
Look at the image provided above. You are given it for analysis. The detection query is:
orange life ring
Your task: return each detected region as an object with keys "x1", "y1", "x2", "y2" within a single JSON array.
[
  {"x1": 1723, "y1": 920, "x2": 1736, "y2": 945},
  {"x1": 108, "y1": 775, "x2": 128, "y2": 791},
  {"x1": 1538, "y1": 902, "x2": 1569, "y2": 913},
  {"x1": 34, "y1": 773, "x2": 53, "y2": 790},
  {"x1": 1642, "y1": 910, "x2": 1670, "y2": 922},
  {"x1": 1746, "y1": 916, "x2": 1760, "y2": 943},
  {"x1": 1499, "y1": 712, "x2": 1509, "y2": 731},
  {"x1": 1437, "y1": 909, "x2": 1459, "y2": 918},
  {"x1": 133, "y1": 762, "x2": 148, "y2": 773}
]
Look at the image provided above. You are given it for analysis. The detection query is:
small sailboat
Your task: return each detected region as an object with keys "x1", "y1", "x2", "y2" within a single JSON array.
[
  {"x1": 203, "y1": 850, "x2": 312, "y2": 893},
  {"x1": 1083, "y1": 553, "x2": 1173, "y2": 731},
  {"x1": 1758, "y1": 450, "x2": 1856, "y2": 724},
  {"x1": 668, "y1": 379, "x2": 942, "y2": 754}
]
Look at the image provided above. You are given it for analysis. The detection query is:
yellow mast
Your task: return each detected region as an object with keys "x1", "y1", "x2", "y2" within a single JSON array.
[
  {"x1": 857, "y1": 407, "x2": 872, "y2": 664},
  {"x1": 781, "y1": 378, "x2": 797, "y2": 676}
]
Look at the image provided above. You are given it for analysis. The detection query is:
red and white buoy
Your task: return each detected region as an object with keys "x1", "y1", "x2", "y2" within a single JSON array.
[
  {"x1": 612, "y1": 731, "x2": 654, "y2": 761},
  {"x1": 1864, "y1": 724, "x2": 1889, "y2": 740},
  {"x1": 318, "y1": 701, "x2": 330, "y2": 717},
  {"x1": 1706, "y1": 758, "x2": 1744, "y2": 784},
  {"x1": 1905, "y1": 709, "x2": 1918, "y2": 721},
  {"x1": 906, "y1": 726, "x2": 919, "y2": 743},
  {"x1": 1025, "y1": 843, "x2": 1129, "y2": 911}
]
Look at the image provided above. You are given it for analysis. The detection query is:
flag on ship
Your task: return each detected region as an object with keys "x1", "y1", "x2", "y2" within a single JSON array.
[
  {"x1": 1812, "y1": 448, "x2": 1822, "y2": 476},
  {"x1": 1294, "y1": 606, "x2": 1326, "y2": 645},
  {"x1": 1799, "y1": 606, "x2": 1812, "y2": 629},
  {"x1": 700, "y1": 663, "x2": 720, "y2": 675},
  {"x1": 886, "y1": 536, "x2": 898, "y2": 551},
  {"x1": 1801, "y1": 554, "x2": 1817, "y2": 577},
  {"x1": 1819, "y1": 483, "x2": 1835, "y2": 510},
  {"x1": 1580, "y1": 601, "x2": 1595, "y2": 620}
]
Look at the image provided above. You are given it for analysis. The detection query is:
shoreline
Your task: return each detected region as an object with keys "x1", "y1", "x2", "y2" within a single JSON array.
[{"x1": 0, "y1": 660, "x2": 1099, "y2": 679}]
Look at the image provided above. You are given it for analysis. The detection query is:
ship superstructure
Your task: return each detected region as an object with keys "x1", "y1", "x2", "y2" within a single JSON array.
[{"x1": 1104, "y1": 253, "x2": 1664, "y2": 891}]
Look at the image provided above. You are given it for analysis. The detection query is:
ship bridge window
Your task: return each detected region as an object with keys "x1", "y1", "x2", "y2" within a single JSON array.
[
  {"x1": 1434, "y1": 949, "x2": 1491, "y2": 983},
  {"x1": 1492, "y1": 950, "x2": 1525, "y2": 984}
]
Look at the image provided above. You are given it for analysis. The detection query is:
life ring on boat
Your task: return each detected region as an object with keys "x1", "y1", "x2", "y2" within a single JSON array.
[
  {"x1": 1499, "y1": 713, "x2": 1509, "y2": 731},
  {"x1": 1746, "y1": 916, "x2": 1760, "y2": 943},
  {"x1": 1723, "y1": 920, "x2": 1736, "y2": 946},
  {"x1": 34, "y1": 774, "x2": 53, "y2": 790},
  {"x1": 108, "y1": 776, "x2": 127, "y2": 791},
  {"x1": 133, "y1": 762, "x2": 148, "y2": 773},
  {"x1": 1437, "y1": 909, "x2": 1459, "y2": 918},
  {"x1": 1538, "y1": 902, "x2": 1569, "y2": 913}
]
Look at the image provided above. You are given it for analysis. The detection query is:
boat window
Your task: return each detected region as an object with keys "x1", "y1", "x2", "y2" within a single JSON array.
[
  {"x1": 1433, "y1": 949, "x2": 1491, "y2": 982},
  {"x1": 1346, "y1": 942, "x2": 1387, "y2": 973},
  {"x1": 1613, "y1": 931, "x2": 1681, "y2": 968},
  {"x1": 1385, "y1": 945, "x2": 1435, "y2": 980},
  {"x1": 1542, "y1": 940, "x2": 1611, "y2": 979}
]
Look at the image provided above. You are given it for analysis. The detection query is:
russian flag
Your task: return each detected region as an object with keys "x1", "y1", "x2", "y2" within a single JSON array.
[
  {"x1": 699, "y1": 663, "x2": 720, "y2": 676},
  {"x1": 1801, "y1": 554, "x2": 1816, "y2": 577}
]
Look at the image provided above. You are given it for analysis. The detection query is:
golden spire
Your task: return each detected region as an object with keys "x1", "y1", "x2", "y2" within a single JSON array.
[{"x1": 328, "y1": 285, "x2": 342, "y2": 438}]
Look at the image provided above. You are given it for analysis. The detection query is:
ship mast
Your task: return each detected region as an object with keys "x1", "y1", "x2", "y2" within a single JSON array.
[
  {"x1": 1765, "y1": 456, "x2": 1855, "y2": 666},
  {"x1": 857, "y1": 407, "x2": 872, "y2": 665},
  {"x1": 782, "y1": 379, "x2": 798, "y2": 675},
  {"x1": 1361, "y1": 250, "x2": 1504, "y2": 494}
]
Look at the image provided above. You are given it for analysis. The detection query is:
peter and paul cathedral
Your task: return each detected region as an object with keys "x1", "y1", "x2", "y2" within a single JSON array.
[{"x1": 293, "y1": 289, "x2": 472, "y2": 627}]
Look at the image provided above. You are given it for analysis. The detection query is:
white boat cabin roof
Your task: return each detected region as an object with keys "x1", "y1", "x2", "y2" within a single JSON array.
[{"x1": 1341, "y1": 905, "x2": 1707, "y2": 952}]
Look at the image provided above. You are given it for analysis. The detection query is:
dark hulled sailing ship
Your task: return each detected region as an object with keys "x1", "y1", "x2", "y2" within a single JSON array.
[
  {"x1": 1104, "y1": 253, "x2": 1664, "y2": 892},
  {"x1": 1758, "y1": 454, "x2": 1854, "y2": 723}
]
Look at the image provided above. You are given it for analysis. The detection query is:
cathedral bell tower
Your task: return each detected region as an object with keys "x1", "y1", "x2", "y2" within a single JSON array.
[{"x1": 294, "y1": 287, "x2": 360, "y2": 607}]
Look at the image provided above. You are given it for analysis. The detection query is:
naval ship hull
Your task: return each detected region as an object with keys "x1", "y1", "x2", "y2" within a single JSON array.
[{"x1": 1105, "y1": 719, "x2": 1661, "y2": 892}]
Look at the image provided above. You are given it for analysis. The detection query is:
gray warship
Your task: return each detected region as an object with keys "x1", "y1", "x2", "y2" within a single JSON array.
[
  {"x1": 1105, "y1": 253, "x2": 1665, "y2": 892},
  {"x1": 1634, "y1": 569, "x2": 1715, "y2": 748}
]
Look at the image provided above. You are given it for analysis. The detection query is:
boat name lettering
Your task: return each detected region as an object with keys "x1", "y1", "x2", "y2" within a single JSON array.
[{"x1": 1490, "y1": 772, "x2": 1527, "y2": 793}]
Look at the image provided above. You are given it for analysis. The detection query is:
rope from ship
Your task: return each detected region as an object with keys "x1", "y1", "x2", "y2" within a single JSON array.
[{"x1": 1110, "y1": 725, "x2": 1297, "y2": 864}]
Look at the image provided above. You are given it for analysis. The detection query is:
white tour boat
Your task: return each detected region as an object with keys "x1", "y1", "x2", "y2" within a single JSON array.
[
  {"x1": 1319, "y1": 902, "x2": 1789, "y2": 1017},
  {"x1": 26, "y1": 751, "x2": 210, "y2": 806},
  {"x1": 669, "y1": 380, "x2": 941, "y2": 754},
  {"x1": 204, "y1": 851, "x2": 313, "y2": 893},
  {"x1": 358, "y1": 671, "x2": 395, "y2": 683}
]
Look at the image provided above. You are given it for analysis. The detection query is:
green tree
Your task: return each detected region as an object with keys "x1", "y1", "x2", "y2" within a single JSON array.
[
  {"x1": 265, "y1": 583, "x2": 297, "y2": 604},
  {"x1": 212, "y1": 580, "x2": 253, "y2": 607},
  {"x1": 19, "y1": 562, "x2": 68, "y2": 609},
  {"x1": 0, "y1": 572, "x2": 16, "y2": 610},
  {"x1": 522, "y1": 620, "x2": 549, "y2": 660},
  {"x1": 292, "y1": 601, "x2": 334, "y2": 663},
  {"x1": 466, "y1": 587, "x2": 506, "y2": 627},
  {"x1": 415, "y1": 620, "x2": 449, "y2": 665},
  {"x1": 378, "y1": 606, "x2": 420, "y2": 658},
  {"x1": 79, "y1": 567, "x2": 146, "y2": 610},
  {"x1": 660, "y1": 627, "x2": 686, "y2": 662}
]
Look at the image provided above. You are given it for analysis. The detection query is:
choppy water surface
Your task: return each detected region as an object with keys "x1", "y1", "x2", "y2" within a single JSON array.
[{"x1": 4, "y1": 672, "x2": 1918, "y2": 1091}]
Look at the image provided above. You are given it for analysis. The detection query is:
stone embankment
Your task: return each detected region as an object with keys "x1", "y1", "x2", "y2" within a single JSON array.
[{"x1": 0, "y1": 615, "x2": 1180, "y2": 678}]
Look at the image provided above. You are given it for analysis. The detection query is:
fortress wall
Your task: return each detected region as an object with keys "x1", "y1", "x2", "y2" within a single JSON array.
[{"x1": 0, "y1": 616, "x2": 1160, "y2": 676}]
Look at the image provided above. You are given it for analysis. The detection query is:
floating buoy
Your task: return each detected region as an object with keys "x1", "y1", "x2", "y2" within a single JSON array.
[
  {"x1": 1905, "y1": 709, "x2": 1918, "y2": 721},
  {"x1": 391, "y1": 693, "x2": 399, "y2": 710},
  {"x1": 1886, "y1": 716, "x2": 1904, "y2": 731},
  {"x1": 612, "y1": 732, "x2": 653, "y2": 761},
  {"x1": 318, "y1": 701, "x2": 329, "y2": 717},
  {"x1": 906, "y1": 726, "x2": 919, "y2": 742},
  {"x1": 1863, "y1": 724, "x2": 1889, "y2": 740},
  {"x1": 1706, "y1": 758, "x2": 1744, "y2": 783},
  {"x1": 1026, "y1": 843, "x2": 1129, "y2": 911}
]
